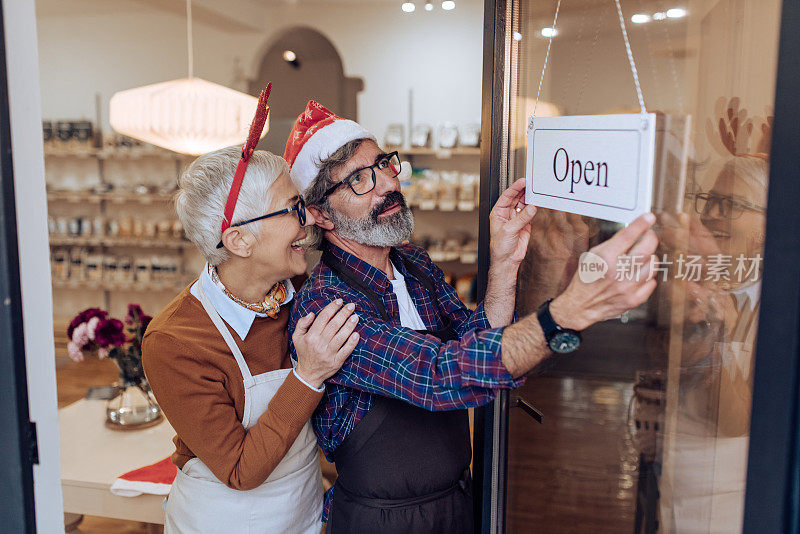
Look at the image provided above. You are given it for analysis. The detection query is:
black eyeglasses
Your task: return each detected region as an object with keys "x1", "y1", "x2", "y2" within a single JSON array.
[
  {"x1": 216, "y1": 198, "x2": 306, "y2": 249},
  {"x1": 323, "y1": 151, "x2": 401, "y2": 198},
  {"x1": 694, "y1": 192, "x2": 765, "y2": 220}
]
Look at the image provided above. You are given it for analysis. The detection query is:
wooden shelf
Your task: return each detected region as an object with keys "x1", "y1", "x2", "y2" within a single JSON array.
[
  {"x1": 50, "y1": 236, "x2": 189, "y2": 249},
  {"x1": 47, "y1": 191, "x2": 175, "y2": 204},
  {"x1": 52, "y1": 279, "x2": 187, "y2": 292},
  {"x1": 398, "y1": 147, "x2": 481, "y2": 158},
  {"x1": 44, "y1": 147, "x2": 185, "y2": 160},
  {"x1": 427, "y1": 250, "x2": 478, "y2": 264},
  {"x1": 409, "y1": 199, "x2": 476, "y2": 212}
]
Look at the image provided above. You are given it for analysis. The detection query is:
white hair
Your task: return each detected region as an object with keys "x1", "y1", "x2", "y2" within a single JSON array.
[
  {"x1": 719, "y1": 156, "x2": 769, "y2": 197},
  {"x1": 175, "y1": 146, "x2": 289, "y2": 265}
]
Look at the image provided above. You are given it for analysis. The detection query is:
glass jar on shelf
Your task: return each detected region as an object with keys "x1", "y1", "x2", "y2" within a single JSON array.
[
  {"x1": 438, "y1": 171, "x2": 460, "y2": 211},
  {"x1": 417, "y1": 170, "x2": 440, "y2": 210},
  {"x1": 458, "y1": 173, "x2": 479, "y2": 211},
  {"x1": 384, "y1": 123, "x2": 405, "y2": 149}
]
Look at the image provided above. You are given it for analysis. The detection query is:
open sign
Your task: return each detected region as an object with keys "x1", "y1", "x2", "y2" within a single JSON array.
[{"x1": 526, "y1": 113, "x2": 657, "y2": 224}]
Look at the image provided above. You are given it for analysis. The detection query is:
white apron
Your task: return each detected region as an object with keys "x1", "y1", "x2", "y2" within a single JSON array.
[
  {"x1": 662, "y1": 297, "x2": 758, "y2": 534},
  {"x1": 164, "y1": 281, "x2": 324, "y2": 534}
]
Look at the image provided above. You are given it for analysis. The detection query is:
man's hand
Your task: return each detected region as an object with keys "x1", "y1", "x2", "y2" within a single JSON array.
[
  {"x1": 499, "y1": 212, "x2": 660, "y2": 377},
  {"x1": 485, "y1": 178, "x2": 538, "y2": 327},
  {"x1": 489, "y1": 178, "x2": 538, "y2": 268},
  {"x1": 550, "y1": 213, "x2": 660, "y2": 331}
]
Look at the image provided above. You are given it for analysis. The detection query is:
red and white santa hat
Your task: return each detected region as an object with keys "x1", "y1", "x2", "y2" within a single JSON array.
[{"x1": 284, "y1": 100, "x2": 376, "y2": 193}]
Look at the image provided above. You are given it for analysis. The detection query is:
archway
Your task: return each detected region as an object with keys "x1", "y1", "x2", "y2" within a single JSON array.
[{"x1": 250, "y1": 27, "x2": 363, "y2": 156}]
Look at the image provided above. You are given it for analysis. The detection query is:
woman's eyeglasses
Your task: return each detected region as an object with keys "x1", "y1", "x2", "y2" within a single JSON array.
[
  {"x1": 323, "y1": 151, "x2": 401, "y2": 198},
  {"x1": 694, "y1": 192, "x2": 765, "y2": 219},
  {"x1": 216, "y1": 198, "x2": 306, "y2": 249}
]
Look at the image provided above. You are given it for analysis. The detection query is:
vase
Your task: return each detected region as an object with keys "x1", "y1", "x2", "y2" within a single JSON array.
[{"x1": 106, "y1": 381, "x2": 162, "y2": 428}]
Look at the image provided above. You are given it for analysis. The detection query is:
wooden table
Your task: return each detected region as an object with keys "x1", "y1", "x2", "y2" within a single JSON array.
[{"x1": 59, "y1": 399, "x2": 175, "y2": 525}]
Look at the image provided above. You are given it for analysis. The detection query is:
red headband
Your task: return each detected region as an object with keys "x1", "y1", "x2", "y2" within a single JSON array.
[{"x1": 221, "y1": 82, "x2": 272, "y2": 234}]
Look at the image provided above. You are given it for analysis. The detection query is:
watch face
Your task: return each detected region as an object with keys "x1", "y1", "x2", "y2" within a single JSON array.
[{"x1": 549, "y1": 330, "x2": 581, "y2": 354}]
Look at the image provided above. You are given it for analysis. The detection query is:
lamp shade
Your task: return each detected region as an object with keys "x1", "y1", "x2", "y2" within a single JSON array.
[{"x1": 109, "y1": 78, "x2": 268, "y2": 155}]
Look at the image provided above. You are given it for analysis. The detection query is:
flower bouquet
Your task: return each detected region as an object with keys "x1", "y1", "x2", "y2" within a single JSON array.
[{"x1": 67, "y1": 304, "x2": 162, "y2": 428}]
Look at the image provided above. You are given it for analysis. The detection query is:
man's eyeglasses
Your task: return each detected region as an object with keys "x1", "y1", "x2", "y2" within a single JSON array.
[
  {"x1": 216, "y1": 198, "x2": 306, "y2": 249},
  {"x1": 323, "y1": 151, "x2": 401, "y2": 198},
  {"x1": 694, "y1": 192, "x2": 765, "y2": 220}
]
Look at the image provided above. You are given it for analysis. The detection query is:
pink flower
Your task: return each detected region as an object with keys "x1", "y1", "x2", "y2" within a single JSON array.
[
  {"x1": 98, "y1": 347, "x2": 110, "y2": 359},
  {"x1": 86, "y1": 316, "x2": 100, "y2": 341},
  {"x1": 67, "y1": 308, "x2": 108, "y2": 339},
  {"x1": 72, "y1": 322, "x2": 90, "y2": 349},
  {"x1": 67, "y1": 342, "x2": 84, "y2": 362}
]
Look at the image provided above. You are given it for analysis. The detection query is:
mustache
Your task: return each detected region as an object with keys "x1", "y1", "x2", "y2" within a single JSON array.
[{"x1": 370, "y1": 191, "x2": 407, "y2": 222}]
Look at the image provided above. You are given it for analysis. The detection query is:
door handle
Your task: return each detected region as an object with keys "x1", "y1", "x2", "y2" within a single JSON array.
[{"x1": 512, "y1": 394, "x2": 544, "y2": 424}]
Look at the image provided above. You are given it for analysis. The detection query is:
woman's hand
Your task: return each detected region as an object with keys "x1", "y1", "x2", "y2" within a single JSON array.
[{"x1": 293, "y1": 299, "x2": 360, "y2": 389}]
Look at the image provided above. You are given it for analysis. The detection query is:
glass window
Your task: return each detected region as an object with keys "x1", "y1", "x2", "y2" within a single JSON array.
[{"x1": 503, "y1": 1, "x2": 781, "y2": 532}]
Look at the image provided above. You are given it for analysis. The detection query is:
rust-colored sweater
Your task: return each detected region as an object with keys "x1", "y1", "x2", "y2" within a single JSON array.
[{"x1": 141, "y1": 276, "x2": 322, "y2": 491}]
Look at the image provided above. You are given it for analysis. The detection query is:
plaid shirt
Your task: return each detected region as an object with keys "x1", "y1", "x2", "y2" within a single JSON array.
[{"x1": 289, "y1": 242, "x2": 523, "y2": 520}]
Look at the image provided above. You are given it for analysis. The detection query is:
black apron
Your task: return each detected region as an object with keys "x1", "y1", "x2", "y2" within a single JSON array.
[{"x1": 322, "y1": 248, "x2": 473, "y2": 534}]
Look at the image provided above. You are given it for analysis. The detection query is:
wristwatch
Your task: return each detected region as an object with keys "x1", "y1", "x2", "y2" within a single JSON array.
[{"x1": 537, "y1": 298, "x2": 582, "y2": 354}]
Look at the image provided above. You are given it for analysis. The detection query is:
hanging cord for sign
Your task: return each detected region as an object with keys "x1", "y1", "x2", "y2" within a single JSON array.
[
  {"x1": 186, "y1": 0, "x2": 194, "y2": 79},
  {"x1": 613, "y1": 0, "x2": 646, "y2": 117},
  {"x1": 531, "y1": 0, "x2": 562, "y2": 120},
  {"x1": 532, "y1": 0, "x2": 648, "y2": 124}
]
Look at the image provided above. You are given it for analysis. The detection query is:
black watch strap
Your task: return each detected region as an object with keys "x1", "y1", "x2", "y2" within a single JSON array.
[
  {"x1": 537, "y1": 298, "x2": 582, "y2": 353},
  {"x1": 536, "y1": 298, "x2": 561, "y2": 337}
]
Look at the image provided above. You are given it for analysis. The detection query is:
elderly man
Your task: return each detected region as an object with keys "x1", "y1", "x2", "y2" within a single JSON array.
[{"x1": 286, "y1": 101, "x2": 658, "y2": 533}]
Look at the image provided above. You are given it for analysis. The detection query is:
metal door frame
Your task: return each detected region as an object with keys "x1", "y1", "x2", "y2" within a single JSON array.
[
  {"x1": 742, "y1": 0, "x2": 800, "y2": 531},
  {"x1": 477, "y1": 0, "x2": 800, "y2": 532},
  {"x1": 475, "y1": 0, "x2": 512, "y2": 532}
]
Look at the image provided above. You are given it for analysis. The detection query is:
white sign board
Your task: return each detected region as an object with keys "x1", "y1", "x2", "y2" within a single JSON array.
[{"x1": 526, "y1": 113, "x2": 657, "y2": 224}]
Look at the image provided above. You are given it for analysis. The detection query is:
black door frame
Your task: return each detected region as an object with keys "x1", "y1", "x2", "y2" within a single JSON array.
[
  {"x1": 742, "y1": 0, "x2": 800, "y2": 531},
  {"x1": 477, "y1": 0, "x2": 800, "y2": 532},
  {"x1": 475, "y1": 0, "x2": 511, "y2": 533},
  {"x1": 0, "y1": 1, "x2": 37, "y2": 532}
]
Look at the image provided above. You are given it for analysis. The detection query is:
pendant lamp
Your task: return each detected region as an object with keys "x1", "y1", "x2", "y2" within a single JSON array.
[{"x1": 108, "y1": 0, "x2": 266, "y2": 155}]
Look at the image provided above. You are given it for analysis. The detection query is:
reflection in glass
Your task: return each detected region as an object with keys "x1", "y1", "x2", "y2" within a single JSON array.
[{"x1": 503, "y1": 1, "x2": 781, "y2": 532}]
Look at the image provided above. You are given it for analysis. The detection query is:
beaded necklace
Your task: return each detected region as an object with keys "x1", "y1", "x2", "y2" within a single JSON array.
[{"x1": 208, "y1": 265, "x2": 287, "y2": 319}]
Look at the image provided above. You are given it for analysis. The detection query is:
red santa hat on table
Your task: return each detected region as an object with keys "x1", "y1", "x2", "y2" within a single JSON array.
[{"x1": 284, "y1": 100, "x2": 410, "y2": 194}]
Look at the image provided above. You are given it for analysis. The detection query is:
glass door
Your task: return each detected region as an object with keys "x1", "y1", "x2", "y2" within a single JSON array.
[{"x1": 478, "y1": 0, "x2": 786, "y2": 532}]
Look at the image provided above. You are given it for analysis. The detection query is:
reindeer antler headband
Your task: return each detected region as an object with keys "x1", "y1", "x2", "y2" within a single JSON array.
[
  {"x1": 705, "y1": 96, "x2": 772, "y2": 161},
  {"x1": 221, "y1": 82, "x2": 272, "y2": 234}
]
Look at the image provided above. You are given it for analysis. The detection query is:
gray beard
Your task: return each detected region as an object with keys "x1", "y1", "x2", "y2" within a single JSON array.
[{"x1": 329, "y1": 205, "x2": 415, "y2": 247}]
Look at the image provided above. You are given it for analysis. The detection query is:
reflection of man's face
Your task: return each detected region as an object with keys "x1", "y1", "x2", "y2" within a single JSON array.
[
  {"x1": 699, "y1": 164, "x2": 766, "y2": 261},
  {"x1": 325, "y1": 140, "x2": 414, "y2": 247}
]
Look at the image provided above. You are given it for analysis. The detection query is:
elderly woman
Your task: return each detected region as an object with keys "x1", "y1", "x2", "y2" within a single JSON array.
[{"x1": 142, "y1": 145, "x2": 360, "y2": 533}]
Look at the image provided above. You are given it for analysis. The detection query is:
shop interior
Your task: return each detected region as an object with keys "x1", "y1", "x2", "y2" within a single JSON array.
[
  {"x1": 42, "y1": 1, "x2": 484, "y2": 532},
  {"x1": 37, "y1": 0, "x2": 780, "y2": 532}
]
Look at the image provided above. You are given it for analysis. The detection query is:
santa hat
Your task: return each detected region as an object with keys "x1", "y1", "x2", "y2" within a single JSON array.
[
  {"x1": 284, "y1": 101, "x2": 376, "y2": 193},
  {"x1": 110, "y1": 456, "x2": 176, "y2": 497}
]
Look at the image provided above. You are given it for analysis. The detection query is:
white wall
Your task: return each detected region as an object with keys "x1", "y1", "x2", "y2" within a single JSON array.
[
  {"x1": 35, "y1": 5, "x2": 263, "y2": 129},
  {"x1": 36, "y1": 0, "x2": 485, "y2": 146}
]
